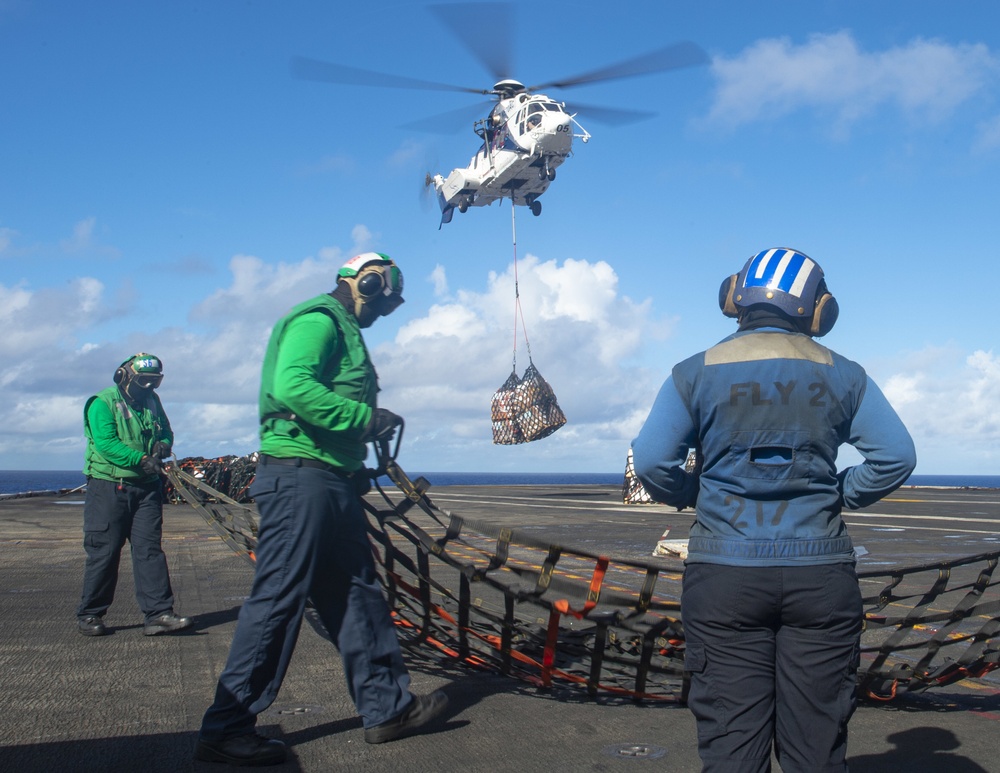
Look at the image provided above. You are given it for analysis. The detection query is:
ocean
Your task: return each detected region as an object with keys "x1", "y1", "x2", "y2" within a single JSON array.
[{"x1": 0, "y1": 469, "x2": 998, "y2": 496}]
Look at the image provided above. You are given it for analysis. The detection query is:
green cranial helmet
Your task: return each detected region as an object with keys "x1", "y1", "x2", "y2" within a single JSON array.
[{"x1": 115, "y1": 353, "x2": 164, "y2": 392}]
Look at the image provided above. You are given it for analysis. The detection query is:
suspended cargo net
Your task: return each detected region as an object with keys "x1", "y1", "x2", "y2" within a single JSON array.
[
  {"x1": 165, "y1": 454, "x2": 1000, "y2": 701},
  {"x1": 491, "y1": 362, "x2": 567, "y2": 445},
  {"x1": 490, "y1": 199, "x2": 567, "y2": 445}
]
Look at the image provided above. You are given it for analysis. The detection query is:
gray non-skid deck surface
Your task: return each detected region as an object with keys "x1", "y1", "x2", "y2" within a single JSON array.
[{"x1": 2, "y1": 485, "x2": 999, "y2": 772}]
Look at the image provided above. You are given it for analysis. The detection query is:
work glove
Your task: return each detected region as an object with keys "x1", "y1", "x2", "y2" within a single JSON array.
[
  {"x1": 354, "y1": 471, "x2": 373, "y2": 498},
  {"x1": 363, "y1": 408, "x2": 403, "y2": 443},
  {"x1": 151, "y1": 440, "x2": 172, "y2": 460},
  {"x1": 140, "y1": 454, "x2": 164, "y2": 477}
]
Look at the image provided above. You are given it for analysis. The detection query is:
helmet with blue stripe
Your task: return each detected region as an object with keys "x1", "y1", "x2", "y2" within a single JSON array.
[{"x1": 719, "y1": 248, "x2": 839, "y2": 336}]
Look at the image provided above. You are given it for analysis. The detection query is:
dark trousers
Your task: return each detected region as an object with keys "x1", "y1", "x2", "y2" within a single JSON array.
[
  {"x1": 77, "y1": 476, "x2": 175, "y2": 622},
  {"x1": 199, "y1": 460, "x2": 412, "y2": 741},
  {"x1": 681, "y1": 562, "x2": 862, "y2": 773}
]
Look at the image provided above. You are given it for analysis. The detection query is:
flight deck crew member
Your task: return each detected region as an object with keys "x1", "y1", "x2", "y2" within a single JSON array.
[
  {"x1": 77, "y1": 353, "x2": 192, "y2": 637},
  {"x1": 632, "y1": 249, "x2": 916, "y2": 772},
  {"x1": 196, "y1": 253, "x2": 448, "y2": 767}
]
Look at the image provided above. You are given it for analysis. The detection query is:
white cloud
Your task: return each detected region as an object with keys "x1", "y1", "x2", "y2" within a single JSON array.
[
  {"x1": 375, "y1": 255, "x2": 671, "y2": 471},
  {"x1": 879, "y1": 346, "x2": 1000, "y2": 474},
  {"x1": 386, "y1": 138, "x2": 426, "y2": 168},
  {"x1": 0, "y1": 283, "x2": 31, "y2": 324},
  {"x1": 707, "y1": 32, "x2": 998, "y2": 135},
  {"x1": 2, "y1": 244, "x2": 995, "y2": 476},
  {"x1": 396, "y1": 302, "x2": 486, "y2": 346},
  {"x1": 0, "y1": 278, "x2": 120, "y2": 358},
  {"x1": 59, "y1": 217, "x2": 96, "y2": 252},
  {"x1": 0, "y1": 226, "x2": 15, "y2": 254},
  {"x1": 350, "y1": 224, "x2": 375, "y2": 252},
  {"x1": 974, "y1": 113, "x2": 1000, "y2": 152},
  {"x1": 192, "y1": 250, "x2": 345, "y2": 324},
  {"x1": 429, "y1": 264, "x2": 448, "y2": 297}
]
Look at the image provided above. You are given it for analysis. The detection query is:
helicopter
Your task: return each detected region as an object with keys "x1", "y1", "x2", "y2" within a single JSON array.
[
  {"x1": 424, "y1": 80, "x2": 588, "y2": 225},
  {"x1": 291, "y1": 3, "x2": 708, "y2": 227}
]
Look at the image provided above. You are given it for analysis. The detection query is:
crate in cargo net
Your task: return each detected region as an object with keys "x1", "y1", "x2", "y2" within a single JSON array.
[
  {"x1": 491, "y1": 362, "x2": 567, "y2": 445},
  {"x1": 622, "y1": 447, "x2": 655, "y2": 504},
  {"x1": 622, "y1": 448, "x2": 701, "y2": 505}
]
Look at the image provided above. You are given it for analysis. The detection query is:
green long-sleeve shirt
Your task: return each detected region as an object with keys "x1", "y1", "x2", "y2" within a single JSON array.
[
  {"x1": 258, "y1": 294, "x2": 377, "y2": 472},
  {"x1": 83, "y1": 386, "x2": 173, "y2": 482}
]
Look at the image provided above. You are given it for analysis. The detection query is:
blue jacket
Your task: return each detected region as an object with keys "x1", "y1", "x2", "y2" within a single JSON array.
[{"x1": 632, "y1": 328, "x2": 916, "y2": 566}]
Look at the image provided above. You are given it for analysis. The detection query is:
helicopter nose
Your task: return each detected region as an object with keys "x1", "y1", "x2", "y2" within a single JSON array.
[{"x1": 536, "y1": 117, "x2": 572, "y2": 152}]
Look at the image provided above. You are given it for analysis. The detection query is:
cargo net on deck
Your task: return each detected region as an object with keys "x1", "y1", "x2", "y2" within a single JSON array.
[
  {"x1": 165, "y1": 455, "x2": 1000, "y2": 701},
  {"x1": 491, "y1": 362, "x2": 567, "y2": 445}
]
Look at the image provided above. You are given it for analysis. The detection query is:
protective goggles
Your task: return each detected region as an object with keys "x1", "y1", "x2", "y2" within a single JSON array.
[
  {"x1": 357, "y1": 264, "x2": 405, "y2": 312},
  {"x1": 133, "y1": 373, "x2": 163, "y2": 389}
]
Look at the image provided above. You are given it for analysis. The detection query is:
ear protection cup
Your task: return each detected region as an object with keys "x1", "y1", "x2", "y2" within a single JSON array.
[
  {"x1": 718, "y1": 274, "x2": 739, "y2": 318},
  {"x1": 810, "y1": 292, "x2": 839, "y2": 337},
  {"x1": 113, "y1": 359, "x2": 131, "y2": 385},
  {"x1": 356, "y1": 270, "x2": 385, "y2": 298}
]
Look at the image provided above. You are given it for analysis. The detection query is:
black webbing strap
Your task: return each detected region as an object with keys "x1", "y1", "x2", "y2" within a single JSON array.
[{"x1": 260, "y1": 411, "x2": 296, "y2": 424}]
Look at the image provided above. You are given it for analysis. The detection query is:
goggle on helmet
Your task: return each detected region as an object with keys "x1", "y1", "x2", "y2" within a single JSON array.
[{"x1": 338, "y1": 252, "x2": 405, "y2": 315}]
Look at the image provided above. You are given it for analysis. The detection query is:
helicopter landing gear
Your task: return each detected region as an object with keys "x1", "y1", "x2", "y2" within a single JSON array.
[
  {"x1": 524, "y1": 192, "x2": 542, "y2": 216},
  {"x1": 539, "y1": 161, "x2": 556, "y2": 181},
  {"x1": 458, "y1": 199, "x2": 469, "y2": 213}
]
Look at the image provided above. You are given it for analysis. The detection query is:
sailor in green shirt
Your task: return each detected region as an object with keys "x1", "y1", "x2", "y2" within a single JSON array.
[
  {"x1": 197, "y1": 253, "x2": 448, "y2": 766},
  {"x1": 76, "y1": 353, "x2": 192, "y2": 637}
]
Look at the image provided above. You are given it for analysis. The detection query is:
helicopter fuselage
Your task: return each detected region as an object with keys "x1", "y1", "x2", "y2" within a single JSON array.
[{"x1": 429, "y1": 91, "x2": 589, "y2": 226}]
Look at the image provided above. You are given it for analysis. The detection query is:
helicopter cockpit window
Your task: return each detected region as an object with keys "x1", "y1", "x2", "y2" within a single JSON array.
[{"x1": 523, "y1": 103, "x2": 544, "y2": 131}]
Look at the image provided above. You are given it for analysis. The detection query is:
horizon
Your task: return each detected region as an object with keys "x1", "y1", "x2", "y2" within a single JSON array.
[{"x1": 2, "y1": 467, "x2": 998, "y2": 480}]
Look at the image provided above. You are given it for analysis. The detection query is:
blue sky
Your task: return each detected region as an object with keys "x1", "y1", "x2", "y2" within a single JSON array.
[{"x1": 2, "y1": 0, "x2": 998, "y2": 475}]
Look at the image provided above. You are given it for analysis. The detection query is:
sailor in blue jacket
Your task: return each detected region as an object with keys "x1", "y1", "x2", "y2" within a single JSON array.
[{"x1": 632, "y1": 249, "x2": 915, "y2": 772}]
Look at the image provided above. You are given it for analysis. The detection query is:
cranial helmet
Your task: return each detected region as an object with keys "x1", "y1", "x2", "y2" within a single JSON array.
[
  {"x1": 337, "y1": 252, "x2": 405, "y2": 327},
  {"x1": 718, "y1": 248, "x2": 839, "y2": 337},
  {"x1": 114, "y1": 353, "x2": 163, "y2": 400}
]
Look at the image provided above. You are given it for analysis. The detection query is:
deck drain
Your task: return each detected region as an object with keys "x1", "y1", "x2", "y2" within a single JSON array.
[
  {"x1": 265, "y1": 705, "x2": 325, "y2": 717},
  {"x1": 603, "y1": 743, "x2": 668, "y2": 761}
]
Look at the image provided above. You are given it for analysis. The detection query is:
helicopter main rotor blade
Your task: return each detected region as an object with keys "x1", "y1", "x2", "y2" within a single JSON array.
[
  {"x1": 401, "y1": 100, "x2": 495, "y2": 134},
  {"x1": 562, "y1": 101, "x2": 658, "y2": 126},
  {"x1": 428, "y1": 2, "x2": 515, "y2": 82},
  {"x1": 290, "y1": 56, "x2": 490, "y2": 95},
  {"x1": 529, "y1": 41, "x2": 710, "y2": 91}
]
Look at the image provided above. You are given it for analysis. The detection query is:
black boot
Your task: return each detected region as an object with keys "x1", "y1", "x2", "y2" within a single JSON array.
[
  {"x1": 77, "y1": 616, "x2": 108, "y2": 636},
  {"x1": 194, "y1": 733, "x2": 287, "y2": 766},
  {"x1": 364, "y1": 690, "x2": 449, "y2": 744}
]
